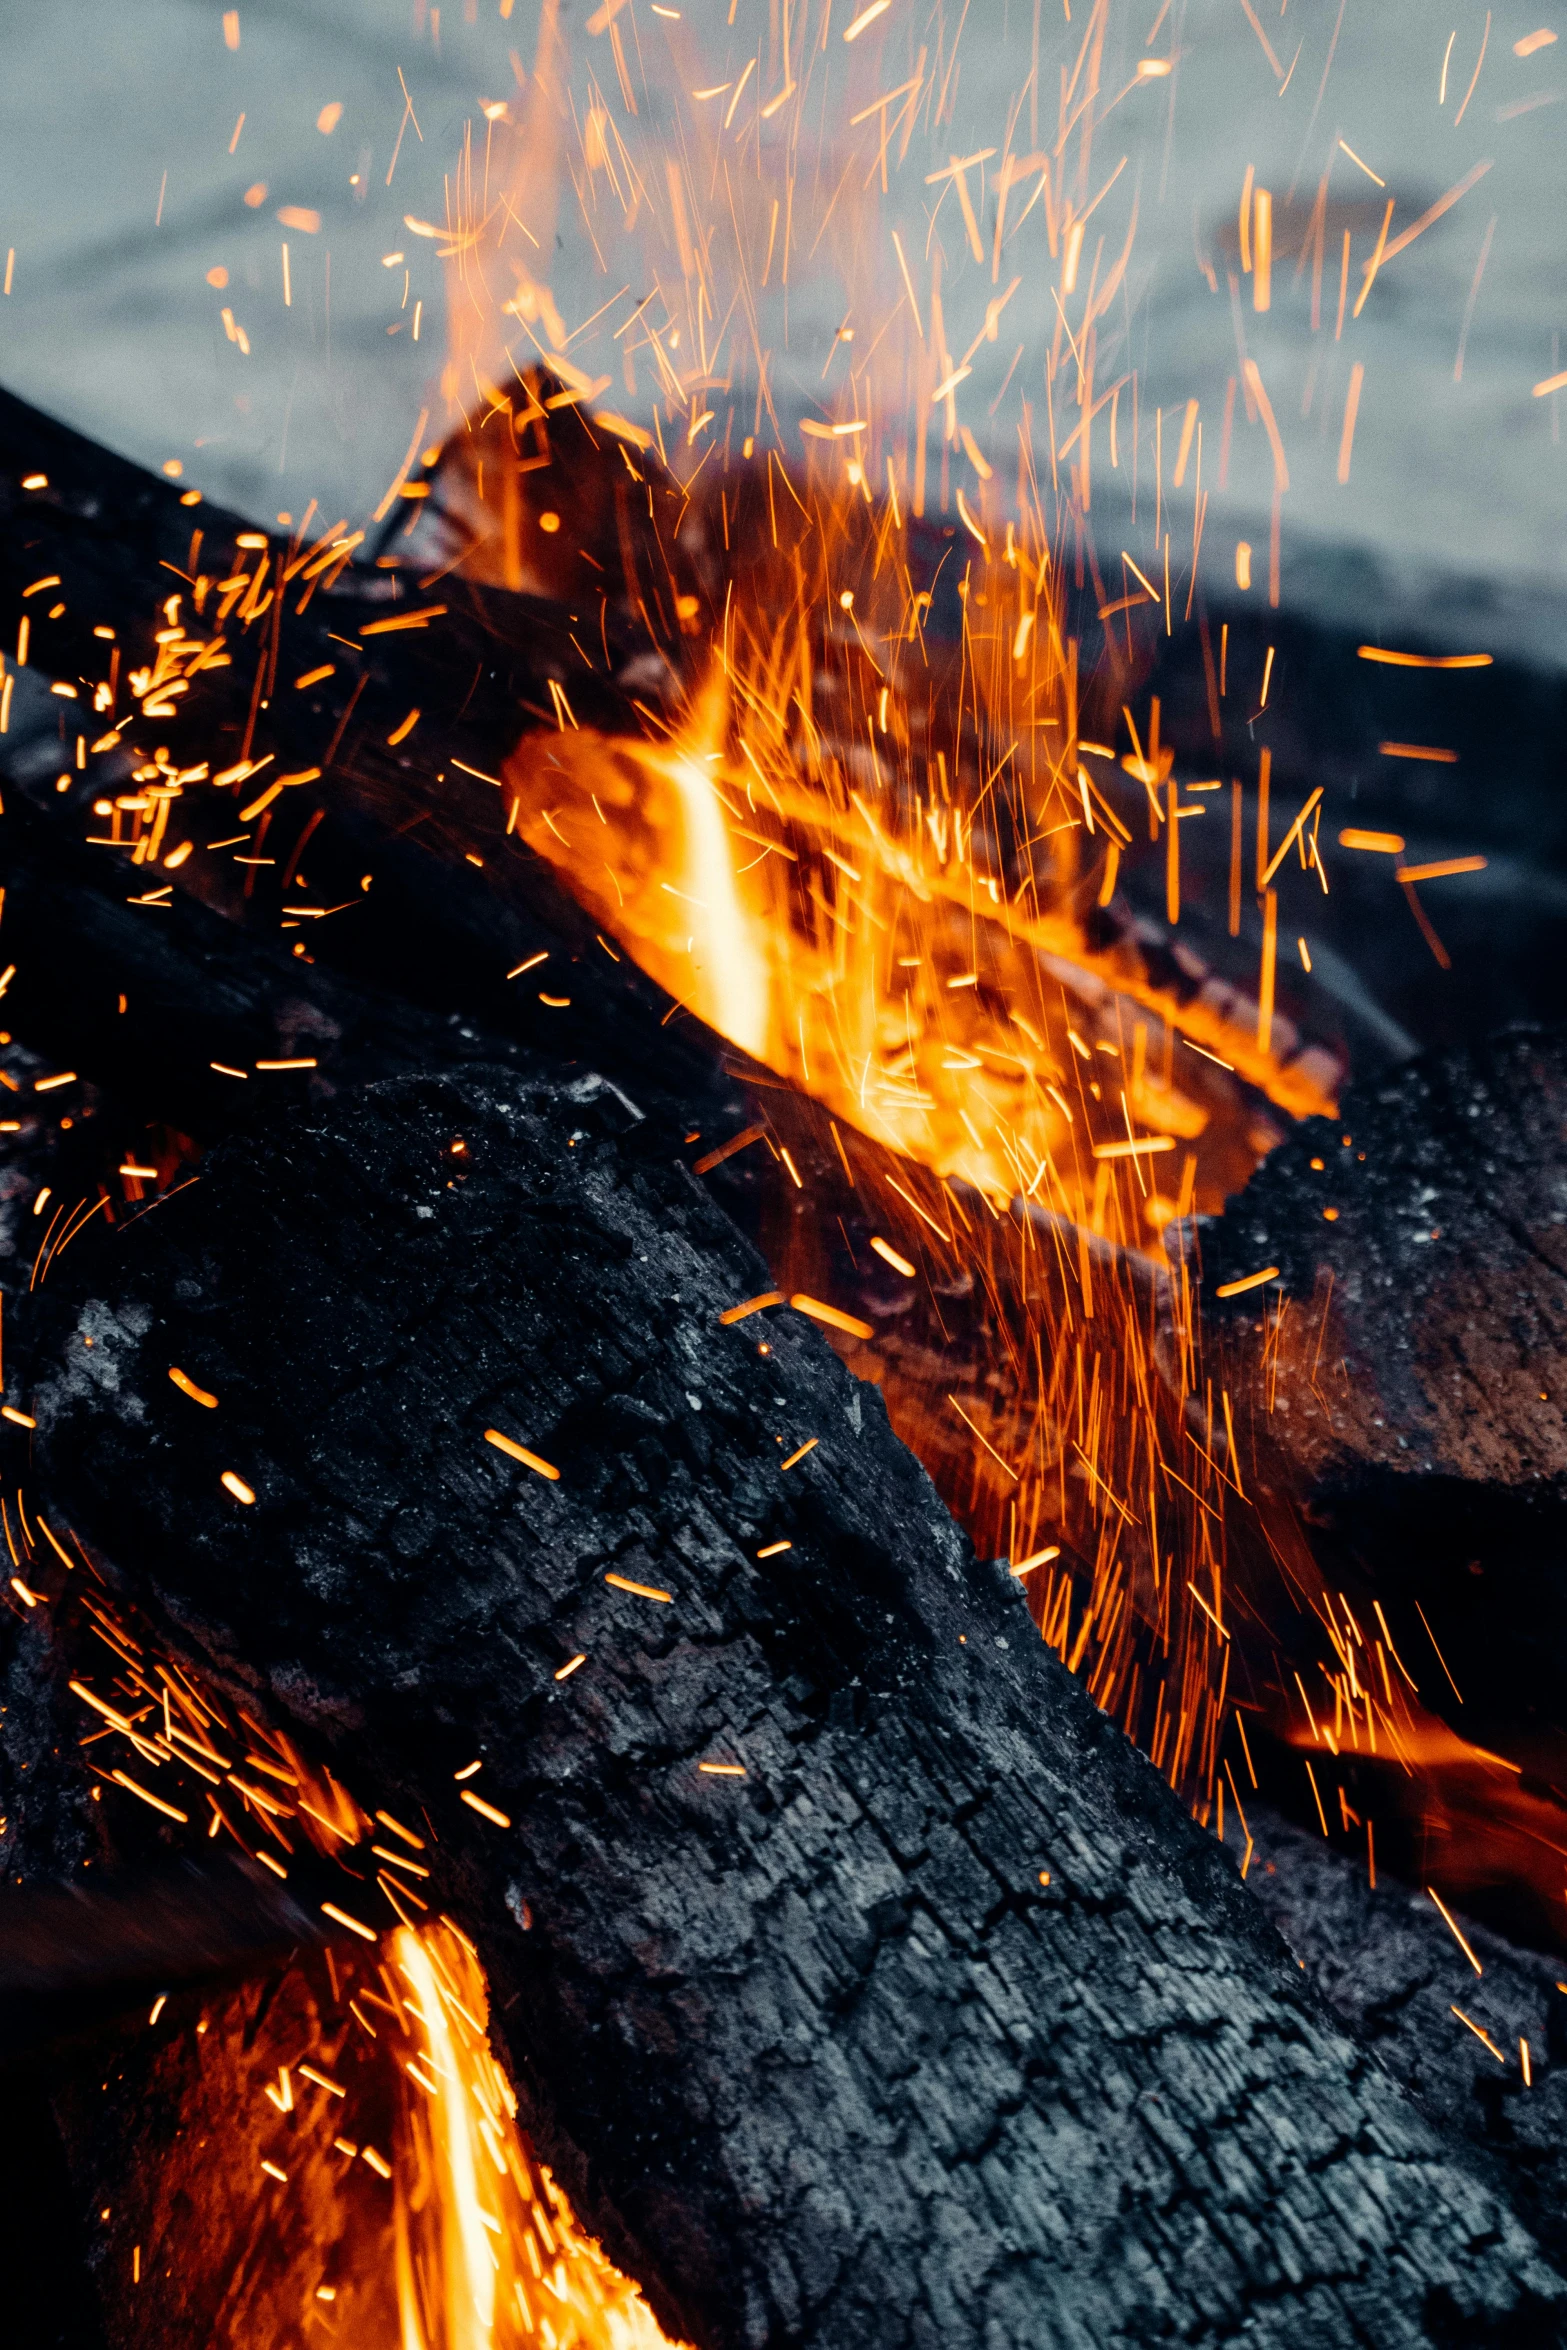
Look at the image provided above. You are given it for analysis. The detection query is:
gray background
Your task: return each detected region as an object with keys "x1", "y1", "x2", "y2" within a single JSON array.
[{"x1": 0, "y1": 0, "x2": 1562, "y2": 646}]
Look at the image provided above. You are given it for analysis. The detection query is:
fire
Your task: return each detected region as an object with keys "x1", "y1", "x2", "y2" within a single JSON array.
[
  {"x1": 4, "y1": 0, "x2": 1558, "y2": 2333},
  {"x1": 381, "y1": 0, "x2": 1365, "y2": 1866},
  {"x1": 394, "y1": 0, "x2": 1341, "y2": 1237},
  {"x1": 37, "y1": 0, "x2": 1508, "y2": 1906},
  {"x1": 388, "y1": 1924, "x2": 672, "y2": 2350},
  {"x1": 17, "y1": 11, "x2": 1558, "y2": 2310},
  {"x1": 501, "y1": 473, "x2": 1333, "y2": 1234},
  {"x1": 155, "y1": 1915, "x2": 681, "y2": 2350},
  {"x1": 26, "y1": 1566, "x2": 679, "y2": 2350}
]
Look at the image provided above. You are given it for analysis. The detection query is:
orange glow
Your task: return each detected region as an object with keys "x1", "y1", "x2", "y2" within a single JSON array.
[
  {"x1": 41, "y1": 1578, "x2": 681, "y2": 2350},
  {"x1": 146, "y1": 1917, "x2": 685, "y2": 2350},
  {"x1": 389, "y1": 1923, "x2": 675, "y2": 2350},
  {"x1": 501, "y1": 475, "x2": 1332, "y2": 1235}
]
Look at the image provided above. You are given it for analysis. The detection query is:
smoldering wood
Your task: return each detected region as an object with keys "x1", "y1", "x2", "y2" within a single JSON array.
[
  {"x1": 0, "y1": 657, "x2": 1557, "y2": 2332},
  {"x1": 1203, "y1": 1028, "x2": 1567, "y2": 1771},
  {"x1": 7, "y1": 376, "x2": 1567, "y2": 2336},
  {"x1": 10, "y1": 1068, "x2": 1567, "y2": 2349}
]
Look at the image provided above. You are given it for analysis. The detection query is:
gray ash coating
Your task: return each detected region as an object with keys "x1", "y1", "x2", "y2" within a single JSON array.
[{"x1": 10, "y1": 1066, "x2": 1566, "y2": 2349}]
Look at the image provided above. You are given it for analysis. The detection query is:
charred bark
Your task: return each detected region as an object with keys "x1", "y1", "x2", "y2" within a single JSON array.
[
  {"x1": 1203, "y1": 1026, "x2": 1567, "y2": 1771},
  {"x1": 1247, "y1": 1807, "x2": 1567, "y2": 2284},
  {"x1": 9, "y1": 1069, "x2": 1566, "y2": 2348}
]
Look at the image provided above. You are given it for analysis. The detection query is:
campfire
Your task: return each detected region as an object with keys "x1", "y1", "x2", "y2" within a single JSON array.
[{"x1": 1, "y1": 2, "x2": 1564, "y2": 2342}]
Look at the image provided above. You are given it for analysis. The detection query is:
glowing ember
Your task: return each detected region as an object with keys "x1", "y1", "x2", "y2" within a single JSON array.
[
  {"x1": 36, "y1": 1571, "x2": 681, "y2": 2350},
  {"x1": 389, "y1": 1922, "x2": 674, "y2": 2350},
  {"x1": 2, "y1": 19, "x2": 1545, "y2": 2292}
]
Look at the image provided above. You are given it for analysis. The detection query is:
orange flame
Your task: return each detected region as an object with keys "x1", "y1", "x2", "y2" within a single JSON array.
[
  {"x1": 31, "y1": 1572, "x2": 680, "y2": 2350},
  {"x1": 501, "y1": 472, "x2": 1332, "y2": 1236},
  {"x1": 388, "y1": 1923, "x2": 675, "y2": 2350}
]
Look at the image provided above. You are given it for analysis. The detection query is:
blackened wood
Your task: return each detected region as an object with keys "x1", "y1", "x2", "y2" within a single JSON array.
[
  {"x1": 13, "y1": 1069, "x2": 1566, "y2": 2348},
  {"x1": 0, "y1": 783, "x2": 546, "y2": 1137},
  {"x1": 0, "y1": 472, "x2": 746, "y2": 1177},
  {"x1": 1203, "y1": 1026, "x2": 1567, "y2": 1765},
  {"x1": 0, "y1": 696, "x2": 751, "y2": 1297},
  {"x1": 1248, "y1": 1806, "x2": 1567, "y2": 2285}
]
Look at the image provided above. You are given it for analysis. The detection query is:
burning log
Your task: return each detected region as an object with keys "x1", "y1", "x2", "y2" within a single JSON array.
[
  {"x1": 0, "y1": 370, "x2": 1338, "y2": 1858},
  {"x1": 1204, "y1": 1028, "x2": 1567, "y2": 1748},
  {"x1": 1199, "y1": 1025, "x2": 1567, "y2": 1933},
  {"x1": 1206, "y1": 1024, "x2": 1567, "y2": 1510},
  {"x1": 6, "y1": 371, "x2": 1567, "y2": 2336},
  {"x1": 9, "y1": 1068, "x2": 1566, "y2": 2346},
  {"x1": 0, "y1": 371, "x2": 1338, "y2": 1230}
]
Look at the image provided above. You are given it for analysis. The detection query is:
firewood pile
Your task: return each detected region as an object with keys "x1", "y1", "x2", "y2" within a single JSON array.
[{"x1": 3, "y1": 382, "x2": 1567, "y2": 2349}]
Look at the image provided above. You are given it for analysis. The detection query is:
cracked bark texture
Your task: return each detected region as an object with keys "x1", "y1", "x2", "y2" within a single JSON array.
[
  {"x1": 13, "y1": 1068, "x2": 1567, "y2": 2350},
  {"x1": 1202, "y1": 1027, "x2": 1567, "y2": 1763},
  {"x1": 1247, "y1": 1807, "x2": 1567, "y2": 2283}
]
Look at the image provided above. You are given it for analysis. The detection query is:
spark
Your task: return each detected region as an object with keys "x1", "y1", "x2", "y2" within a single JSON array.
[
  {"x1": 1215, "y1": 1267, "x2": 1280, "y2": 1299},
  {"x1": 484, "y1": 1430, "x2": 561, "y2": 1480},
  {"x1": 604, "y1": 1572, "x2": 674, "y2": 1601}
]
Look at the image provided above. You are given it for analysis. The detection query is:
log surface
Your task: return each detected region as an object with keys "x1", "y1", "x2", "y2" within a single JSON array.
[
  {"x1": 1203, "y1": 1026, "x2": 1567, "y2": 1763},
  {"x1": 1247, "y1": 1807, "x2": 1567, "y2": 2284},
  {"x1": 15, "y1": 1068, "x2": 1567, "y2": 2349},
  {"x1": 1205, "y1": 1025, "x2": 1567, "y2": 1493}
]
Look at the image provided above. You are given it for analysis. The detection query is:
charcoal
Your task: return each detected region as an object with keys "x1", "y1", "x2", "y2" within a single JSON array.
[
  {"x1": 1203, "y1": 1025, "x2": 1567, "y2": 1765},
  {"x1": 7, "y1": 1067, "x2": 1565, "y2": 2348},
  {"x1": 1248, "y1": 1806, "x2": 1567, "y2": 2282}
]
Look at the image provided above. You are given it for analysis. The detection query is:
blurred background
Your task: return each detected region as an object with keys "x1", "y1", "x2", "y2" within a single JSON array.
[
  {"x1": 2, "y1": 0, "x2": 1564, "y2": 637},
  {"x1": 3, "y1": 0, "x2": 1566, "y2": 1065}
]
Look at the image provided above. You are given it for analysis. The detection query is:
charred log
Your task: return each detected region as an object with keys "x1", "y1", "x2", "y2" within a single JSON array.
[
  {"x1": 1204, "y1": 1026, "x2": 1567, "y2": 1778},
  {"x1": 8, "y1": 1068, "x2": 1566, "y2": 2348},
  {"x1": 1248, "y1": 1806, "x2": 1567, "y2": 2283},
  {"x1": 0, "y1": 768, "x2": 744, "y2": 1179}
]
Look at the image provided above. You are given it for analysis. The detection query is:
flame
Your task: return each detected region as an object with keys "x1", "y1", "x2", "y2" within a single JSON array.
[
  {"x1": 408, "y1": 0, "x2": 1337, "y2": 1246},
  {"x1": 393, "y1": 1926, "x2": 510, "y2": 2350},
  {"x1": 388, "y1": 1924, "x2": 673, "y2": 2350},
  {"x1": 502, "y1": 479, "x2": 1332, "y2": 1235},
  {"x1": 26, "y1": 1567, "x2": 679, "y2": 2350},
  {"x1": 635, "y1": 670, "x2": 771, "y2": 1062},
  {"x1": 84, "y1": 1901, "x2": 681, "y2": 2350},
  {"x1": 410, "y1": 0, "x2": 1345, "y2": 1849}
]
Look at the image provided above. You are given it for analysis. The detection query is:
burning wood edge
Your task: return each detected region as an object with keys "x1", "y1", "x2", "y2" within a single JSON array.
[
  {"x1": 0, "y1": 370, "x2": 1339, "y2": 1266},
  {"x1": 11, "y1": 1070, "x2": 1564, "y2": 2345},
  {"x1": 1200, "y1": 1023, "x2": 1567, "y2": 1928}
]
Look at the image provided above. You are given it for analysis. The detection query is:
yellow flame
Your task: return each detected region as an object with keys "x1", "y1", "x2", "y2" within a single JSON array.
[
  {"x1": 504, "y1": 518, "x2": 1332, "y2": 1237},
  {"x1": 395, "y1": 1928, "x2": 500, "y2": 2350},
  {"x1": 658, "y1": 678, "x2": 771, "y2": 1060},
  {"x1": 389, "y1": 1924, "x2": 679, "y2": 2350}
]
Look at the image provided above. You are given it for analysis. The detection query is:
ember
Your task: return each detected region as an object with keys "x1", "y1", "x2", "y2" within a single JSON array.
[{"x1": 1, "y1": 0, "x2": 1566, "y2": 2338}]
